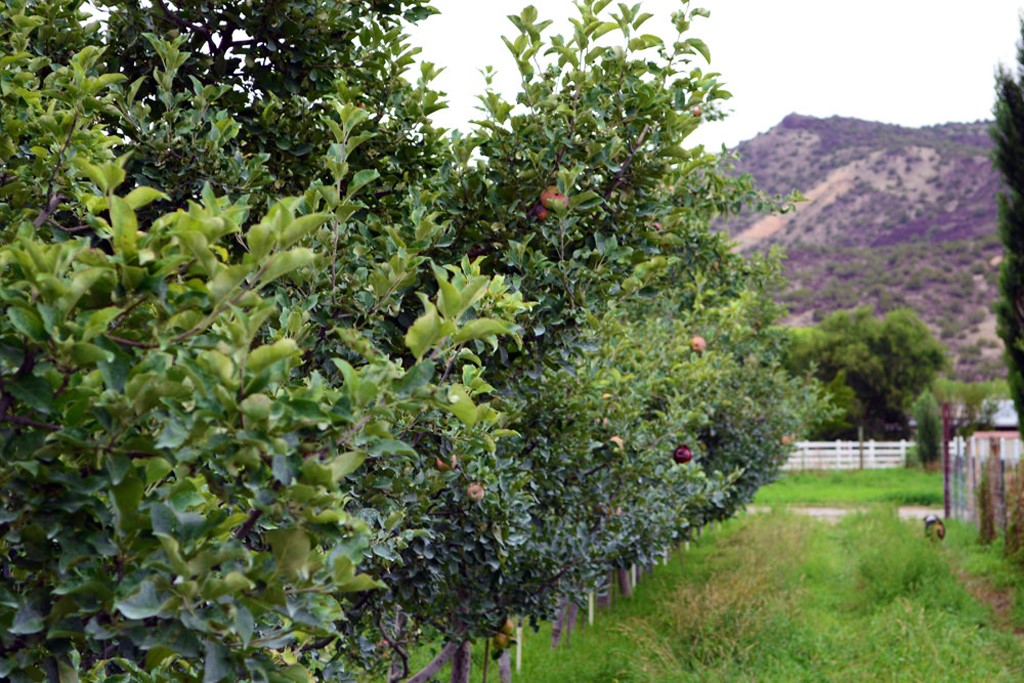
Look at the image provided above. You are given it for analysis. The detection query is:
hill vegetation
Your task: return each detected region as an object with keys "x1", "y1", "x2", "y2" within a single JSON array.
[{"x1": 721, "y1": 114, "x2": 1004, "y2": 380}]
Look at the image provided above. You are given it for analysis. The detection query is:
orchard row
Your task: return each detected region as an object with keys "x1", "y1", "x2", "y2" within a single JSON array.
[{"x1": 0, "y1": 1, "x2": 823, "y2": 680}]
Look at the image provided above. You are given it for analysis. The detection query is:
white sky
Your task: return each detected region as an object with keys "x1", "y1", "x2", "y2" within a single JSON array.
[{"x1": 407, "y1": 1, "x2": 1024, "y2": 150}]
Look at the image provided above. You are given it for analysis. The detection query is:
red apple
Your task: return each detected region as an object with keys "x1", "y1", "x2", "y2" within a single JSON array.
[
  {"x1": 673, "y1": 444, "x2": 693, "y2": 464},
  {"x1": 692, "y1": 107, "x2": 702, "y2": 117},
  {"x1": 689, "y1": 336, "x2": 706, "y2": 353},
  {"x1": 467, "y1": 482, "x2": 485, "y2": 502},
  {"x1": 535, "y1": 205, "x2": 550, "y2": 221},
  {"x1": 436, "y1": 453, "x2": 458, "y2": 471},
  {"x1": 540, "y1": 185, "x2": 568, "y2": 210}
]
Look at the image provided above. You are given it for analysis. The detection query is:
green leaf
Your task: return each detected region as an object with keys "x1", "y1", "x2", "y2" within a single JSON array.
[
  {"x1": 155, "y1": 420, "x2": 189, "y2": 450},
  {"x1": 145, "y1": 457, "x2": 173, "y2": 486},
  {"x1": 687, "y1": 38, "x2": 711, "y2": 63},
  {"x1": 57, "y1": 660, "x2": 79, "y2": 683},
  {"x1": 405, "y1": 301, "x2": 442, "y2": 360},
  {"x1": 628, "y1": 34, "x2": 663, "y2": 51},
  {"x1": 112, "y1": 476, "x2": 144, "y2": 532},
  {"x1": 436, "y1": 275, "x2": 463, "y2": 320},
  {"x1": 247, "y1": 339, "x2": 299, "y2": 375},
  {"x1": 70, "y1": 342, "x2": 114, "y2": 366},
  {"x1": 266, "y1": 527, "x2": 311, "y2": 579},
  {"x1": 7, "y1": 307, "x2": 46, "y2": 342},
  {"x1": 203, "y1": 640, "x2": 230, "y2": 683},
  {"x1": 280, "y1": 213, "x2": 328, "y2": 248},
  {"x1": 345, "y1": 169, "x2": 380, "y2": 198},
  {"x1": 208, "y1": 265, "x2": 249, "y2": 305},
  {"x1": 9, "y1": 604, "x2": 44, "y2": 635},
  {"x1": 157, "y1": 536, "x2": 189, "y2": 576},
  {"x1": 246, "y1": 223, "x2": 273, "y2": 262},
  {"x1": 569, "y1": 191, "x2": 603, "y2": 210},
  {"x1": 258, "y1": 248, "x2": 315, "y2": 285},
  {"x1": 123, "y1": 186, "x2": 168, "y2": 210},
  {"x1": 335, "y1": 573, "x2": 383, "y2": 593},
  {"x1": 7, "y1": 374, "x2": 52, "y2": 413},
  {"x1": 62, "y1": 268, "x2": 106, "y2": 314},
  {"x1": 109, "y1": 196, "x2": 138, "y2": 259},
  {"x1": 116, "y1": 580, "x2": 165, "y2": 620},
  {"x1": 592, "y1": 21, "x2": 619, "y2": 40},
  {"x1": 459, "y1": 276, "x2": 491, "y2": 310},
  {"x1": 446, "y1": 385, "x2": 478, "y2": 426},
  {"x1": 240, "y1": 393, "x2": 273, "y2": 421},
  {"x1": 330, "y1": 451, "x2": 367, "y2": 479},
  {"x1": 453, "y1": 318, "x2": 510, "y2": 344},
  {"x1": 76, "y1": 160, "x2": 111, "y2": 193},
  {"x1": 393, "y1": 360, "x2": 435, "y2": 396}
]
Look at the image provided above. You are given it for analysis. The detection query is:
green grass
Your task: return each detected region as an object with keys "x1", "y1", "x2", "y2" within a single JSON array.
[
  {"x1": 395, "y1": 470, "x2": 1024, "y2": 681},
  {"x1": 753, "y1": 467, "x2": 943, "y2": 506},
  {"x1": 942, "y1": 519, "x2": 1024, "y2": 629},
  {"x1": 471, "y1": 512, "x2": 1024, "y2": 682}
]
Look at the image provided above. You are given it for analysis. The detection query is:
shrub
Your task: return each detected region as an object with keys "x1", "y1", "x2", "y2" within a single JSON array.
[{"x1": 911, "y1": 392, "x2": 942, "y2": 466}]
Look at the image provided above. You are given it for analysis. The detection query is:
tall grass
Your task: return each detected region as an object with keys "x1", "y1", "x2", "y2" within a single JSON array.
[
  {"x1": 753, "y1": 468, "x2": 942, "y2": 506},
  {"x1": 509, "y1": 510, "x2": 1024, "y2": 683}
]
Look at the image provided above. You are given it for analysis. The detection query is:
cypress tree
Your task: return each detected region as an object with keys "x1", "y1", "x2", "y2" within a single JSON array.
[{"x1": 992, "y1": 19, "x2": 1024, "y2": 434}]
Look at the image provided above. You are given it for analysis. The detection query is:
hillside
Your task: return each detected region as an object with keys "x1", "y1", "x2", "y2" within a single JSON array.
[{"x1": 721, "y1": 114, "x2": 1005, "y2": 380}]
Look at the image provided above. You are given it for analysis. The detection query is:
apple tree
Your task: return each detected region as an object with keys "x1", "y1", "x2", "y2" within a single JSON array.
[{"x1": 0, "y1": 0, "x2": 825, "y2": 680}]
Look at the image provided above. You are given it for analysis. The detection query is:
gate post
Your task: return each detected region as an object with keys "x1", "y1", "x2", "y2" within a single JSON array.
[{"x1": 942, "y1": 403, "x2": 952, "y2": 519}]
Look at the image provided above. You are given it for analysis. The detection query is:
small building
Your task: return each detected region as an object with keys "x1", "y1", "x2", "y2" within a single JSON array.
[{"x1": 990, "y1": 399, "x2": 1019, "y2": 434}]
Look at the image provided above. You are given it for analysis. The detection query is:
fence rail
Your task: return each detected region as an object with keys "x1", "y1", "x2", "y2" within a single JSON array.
[{"x1": 783, "y1": 440, "x2": 909, "y2": 471}]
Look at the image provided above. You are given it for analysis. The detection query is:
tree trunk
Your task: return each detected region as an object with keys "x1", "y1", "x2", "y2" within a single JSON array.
[
  {"x1": 596, "y1": 571, "x2": 612, "y2": 608},
  {"x1": 617, "y1": 566, "x2": 633, "y2": 597},
  {"x1": 450, "y1": 641, "x2": 472, "y2": 683},
  {"x1": 387, "y1": 610, "x2": 407, "y2": 683},
  {"x1": 564, "y1": 602, "x2": 579, "y2": 645},
  {"x1": 406, "y1": 641, "x2": 460, "y2": 683},
  {"x1": 498, "y1": 649, "x2": 512, "y2": 683},
  {"x1": 550, "y1": 596, "x2": 568, "y2": 649}
]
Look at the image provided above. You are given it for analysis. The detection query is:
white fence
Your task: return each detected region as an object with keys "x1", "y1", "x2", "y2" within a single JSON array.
[{"x1": 782, "y1": 440, "x2": 909, "y2": 471}]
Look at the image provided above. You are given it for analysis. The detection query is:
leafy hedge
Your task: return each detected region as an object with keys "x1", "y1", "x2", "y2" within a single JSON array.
[{"x1": 0, "y1": 1, "x2": 823, "y2": 680}]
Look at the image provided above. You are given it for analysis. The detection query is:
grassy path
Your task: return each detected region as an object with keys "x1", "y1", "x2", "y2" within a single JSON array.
[
  {"x1": 410, "y1": 472, "x2": 1024, "y2": 681},
  {"x1": 499, "y1": 509, "x2": 1024, "y2": 682}
]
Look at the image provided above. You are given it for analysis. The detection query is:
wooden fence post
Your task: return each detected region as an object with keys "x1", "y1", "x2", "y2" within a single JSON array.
[
  {"x1": 516, "y1": 624, "x2": 523, "y2": 672},
  {"x1": 858, "y1": 428, "x2": 864, "y2": 470}
]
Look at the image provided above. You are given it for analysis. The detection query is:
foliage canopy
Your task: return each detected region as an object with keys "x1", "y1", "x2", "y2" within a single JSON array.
[
  {"x1": 993, "y1": 19, "x2": 1024, "y2": 435},
  {"x1": 0, "y1": 1, "x2": 821, "y2": 680},
  {"x1": 784, "y1": 307, "x2": 947, "y2": 439}
]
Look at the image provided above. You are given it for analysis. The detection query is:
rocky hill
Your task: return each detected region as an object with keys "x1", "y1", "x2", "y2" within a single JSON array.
[{"x1": 721, "y1": 114, "x2": 1005, "y2": 381}]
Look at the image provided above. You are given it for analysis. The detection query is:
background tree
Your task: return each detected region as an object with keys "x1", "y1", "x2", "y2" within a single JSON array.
[
  {"x1": 993, "y1": 20, "x2": 1024, "y2": 435},
  {"x1": 911, "y1": 391, "x2": 942, "y2": 467},
  {"x1": 784, "y1": 307, "x2": 948, "y2": 438},
  {"x1": 932, "y1": 378, "x2": 1007, "y2": 437}
]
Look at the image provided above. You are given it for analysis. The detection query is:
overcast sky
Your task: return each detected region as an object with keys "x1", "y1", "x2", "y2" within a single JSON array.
[{"x1": 408, "y1": 1, "x2": 1024, "y2": 150}]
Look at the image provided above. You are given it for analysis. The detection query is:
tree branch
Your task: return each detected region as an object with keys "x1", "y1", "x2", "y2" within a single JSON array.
[
  {"x1": 405, "y1": 641, "x2": 460, "y2": 683},
  {"x1": 233, "y1": 508, "x2": 263, "y2": 540},
  {"x1": 33, "y1": 112, "x2": 78, "y2": 229},
  {"x1": 603, "y1": 123, "x2": 651, "y2": 200},
  {"x1": 377, "y1": 611, "x2": 408, "y2": 683}
]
